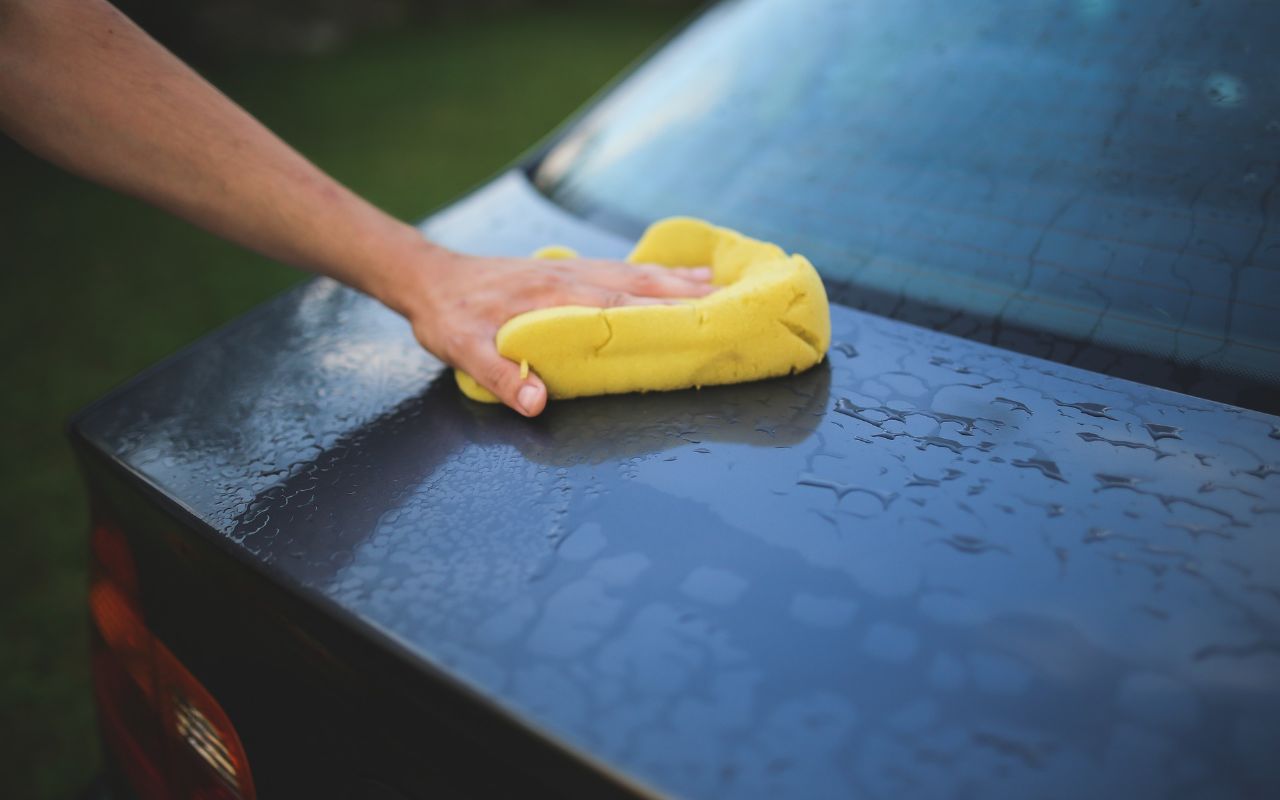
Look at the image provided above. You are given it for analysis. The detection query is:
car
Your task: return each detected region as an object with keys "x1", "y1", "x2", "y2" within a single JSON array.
[{"x1": 72, "y1": 0, "x2": 1280, "y2": 797}]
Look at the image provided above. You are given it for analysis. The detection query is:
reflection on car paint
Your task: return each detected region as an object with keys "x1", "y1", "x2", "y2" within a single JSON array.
[{"x1": 79, "y1": 173, "x2": 1280, "y2": 797}]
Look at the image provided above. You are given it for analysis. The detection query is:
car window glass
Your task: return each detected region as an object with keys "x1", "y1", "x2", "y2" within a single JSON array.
[{"x1": 537, "y1": 0, "x2": 1280, "y2": 401}]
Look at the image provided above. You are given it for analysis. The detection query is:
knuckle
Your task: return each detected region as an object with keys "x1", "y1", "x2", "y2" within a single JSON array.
[
  {"x1": 630, "y1": 273, "x2": 659, "y2": 293},
  {"x1": 484, "y1": 359, "x2": 512, "y2": 391},
  {"x1": 532, "y1": 275, "x2": 564, "y2": 300},
  {"x1": 522, "y1": 272, "x2": 550, "y2": 290},
  {"x1": 443, "y1": 333, "x2": 468, "y2": 359}
]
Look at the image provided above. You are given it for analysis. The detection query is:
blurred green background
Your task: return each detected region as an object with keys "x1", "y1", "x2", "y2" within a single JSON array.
[{"x1": 0, "y1": 2, "x2": 694, "y2": 796}]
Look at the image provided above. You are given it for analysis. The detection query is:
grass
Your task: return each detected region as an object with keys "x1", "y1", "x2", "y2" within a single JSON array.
[{"x1": 0, "y1": 5, "x2": 689, "y2": 797}]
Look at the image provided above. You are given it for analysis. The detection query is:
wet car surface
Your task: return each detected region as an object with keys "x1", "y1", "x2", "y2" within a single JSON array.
[
  {"x1": 75, "y1": 173, "x2": 1280, "y2": 797},
  {"x1": 74, "y1": 0, "x2": 1280, "y2": 797}
]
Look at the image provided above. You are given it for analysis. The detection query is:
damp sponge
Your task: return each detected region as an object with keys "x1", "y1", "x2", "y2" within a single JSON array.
[{"x1": 455, "y1": 217, "x2": 830, "y2": 403}]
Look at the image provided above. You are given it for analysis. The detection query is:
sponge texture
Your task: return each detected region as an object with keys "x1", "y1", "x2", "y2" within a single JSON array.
[{"x1": 455, "y1": 217, "x2": 830, "y2": 403}]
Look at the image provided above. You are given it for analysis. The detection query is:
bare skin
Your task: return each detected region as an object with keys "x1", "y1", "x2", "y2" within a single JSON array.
[{"x1": 0, "y1": 0, "x2": 713, "y2": 416}]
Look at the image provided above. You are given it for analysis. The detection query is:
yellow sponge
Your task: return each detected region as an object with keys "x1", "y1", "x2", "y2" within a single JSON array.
[{"x1": 455, "y1": 217, "x2": 830, "y2": 403}]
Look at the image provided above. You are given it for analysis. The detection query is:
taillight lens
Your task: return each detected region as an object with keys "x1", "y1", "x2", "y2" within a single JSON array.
[{"x1": 89, "y1": 524, "x2": 256, "y2": 800}]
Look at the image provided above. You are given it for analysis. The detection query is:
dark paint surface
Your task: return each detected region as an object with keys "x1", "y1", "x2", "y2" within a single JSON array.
[
  {"x1": 77, "y1": 173, "x2": 1280, "y2": 798},
  {"x1": 540, "y1": 0, "x2": 1280, "y2": 412}
]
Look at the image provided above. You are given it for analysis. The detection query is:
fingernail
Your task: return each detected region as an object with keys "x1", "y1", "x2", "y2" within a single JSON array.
[
  {"x1": 517, "y1": 383, "x2": 541, "y2": 414},
  {"x1": 690, "y1": 267, "x2": 713, "y2": 280}
]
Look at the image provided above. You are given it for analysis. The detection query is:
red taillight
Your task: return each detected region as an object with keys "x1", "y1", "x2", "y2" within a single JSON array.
[{"x1": 90, "y1": 524, "x2": 256, "y2": 800}]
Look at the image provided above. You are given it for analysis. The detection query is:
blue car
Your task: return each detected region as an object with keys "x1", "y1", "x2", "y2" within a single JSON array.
[{"x1": 74, "y1": 0, "x2": 1280, "y2": 797}]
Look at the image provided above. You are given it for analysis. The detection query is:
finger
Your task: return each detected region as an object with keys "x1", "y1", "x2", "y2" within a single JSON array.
[
  {"x1": 627, "y1": 264, "x2": 717, "y2": 297},
  {"x1": 590, "y1": 289, "x2": 687, "y2": 308},
  {"x1": 668, "y1": 266, "x2": 714, "y2": 281},
  {"x1": 596, "y1": 262, "x2": 716, "y2": 280},
  {"x1": 601, "y1": 292, "x2": 680, "y2": 307},
  {"x1": 523, "y1": 282, "x2": 685, "y2": 310},
  {"x1": 629, "y1": 263, "x2": 716, "y2": 285},
  {"x1": 462, "y1": 341, "x2": 547, "y2": 417},
  {"x1": 578, "y1": 264, "x2": 717, "y2": 299},
  {"x1": 629, "y1": 263, "x2": 712, "y2": 281}
]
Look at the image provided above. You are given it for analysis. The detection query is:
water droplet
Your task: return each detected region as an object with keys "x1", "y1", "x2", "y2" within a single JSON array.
[
  {"x1": 1078, "y1": 431, "x2": 1169, "y2": 458},
  {"x1": 1011, "y1": 457, "x2": 1066, "y2": 482},
  {"x1": 937, "y1": 534, "x2": 1009, "y2": 555},
  {"x1": 1055, "y1": 400, "x2": 1116, "y2": 420},
  {"x1": 833, "y1": 342, "x2": 859, "y2": 358},
  {"x1": 993, "y1": 396, "x2": 1032, "y2": 415},
  {"x1": 1142, "y1": 422, "x2": 1183, "y2": 441},
  {"x1": 1095, "y1": 473, "x2": 1140, "y2": 489}
]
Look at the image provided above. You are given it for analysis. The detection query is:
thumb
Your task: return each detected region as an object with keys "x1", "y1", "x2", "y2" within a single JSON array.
[{"x1": 464, "y1": 344, "x2": 547, "y2": 417}]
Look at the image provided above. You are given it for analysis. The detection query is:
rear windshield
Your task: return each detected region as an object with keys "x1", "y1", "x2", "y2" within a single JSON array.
[{"x1": 536, "y1": 0, "x2": 1280, "y2": 409}]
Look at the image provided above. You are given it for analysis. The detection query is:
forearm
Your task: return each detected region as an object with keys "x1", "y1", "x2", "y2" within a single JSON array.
[
  {"x1": 0, "y1": 0, "x2": 433, "y2": 314},
  {"x1": 0, "y1": 0, "x2": 715, "y2": 416}
]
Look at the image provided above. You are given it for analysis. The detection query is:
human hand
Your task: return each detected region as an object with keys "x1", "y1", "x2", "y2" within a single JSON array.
[{"x1": 398, "y1": 246, "x2": 715, "y2": 417}]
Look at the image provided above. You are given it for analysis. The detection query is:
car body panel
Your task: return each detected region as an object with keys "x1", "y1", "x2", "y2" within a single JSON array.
[{"x1": 74, "y1": 171, "x2": 1280, "y2": 798}]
